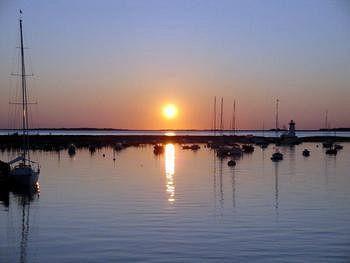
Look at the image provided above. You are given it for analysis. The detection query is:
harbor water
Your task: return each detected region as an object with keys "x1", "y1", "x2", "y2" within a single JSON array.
[{"x1": 0, "y1": 143, "x2": 350, "y2": 262}]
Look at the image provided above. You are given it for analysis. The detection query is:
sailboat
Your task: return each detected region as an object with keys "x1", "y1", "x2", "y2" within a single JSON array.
[{"x1": 8, "y1": 11, "x2": 40, "y2": 186}]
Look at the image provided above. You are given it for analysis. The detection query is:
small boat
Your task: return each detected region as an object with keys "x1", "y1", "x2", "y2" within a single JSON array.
[
  {"x1": 182, "y1": 144, "x2": 200, "y2": 151},
  {"x1": 260, "y1": 143, "x2": 268, "y2": 149},
  {"x1": 9, "y1": 159, "x2": 40, "y2": 186},
  {"x1": 68, "y1": 144, "x2": 76, "y2": 156},
  {"x1": 322, "y1": 141, "x2": 333, "y2": 148},
  {"x1": 216, "y1": 145, "x2": 242, "y2": 158},
  {"x1": 271, "y1": 151, "x2": 283, "y2": 161},
  {"x1": 114, "y1": 143, "x2": 124, "y2": 151},
  {"x1": 302, "y1": 149, "x2": 310, "y2": 157},
  {"x1": 227, "y1": 160, "x2": 236, "y2": 167},
  {"x1": 334, "y1": 144, "x2": 343, "y2": 150},
  {"x1": 242, "y1": 144, "x2": 254, "y2": 153},
  {"x1": 326, "y1": 148, "x2": 337, "y2": 155},
  {"x1": 153, "y1": 144, "x2": 164, "y2": 155}
]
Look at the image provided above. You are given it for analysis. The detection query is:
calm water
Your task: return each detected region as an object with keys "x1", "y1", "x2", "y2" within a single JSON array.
[{"x1": 1, "y1": 143, "x2": 350, "y2": 262}]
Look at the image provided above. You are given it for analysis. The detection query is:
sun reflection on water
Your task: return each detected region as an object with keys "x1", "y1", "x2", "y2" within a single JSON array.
[{"x1": 165, "y1": 143, "x2": 175, "y2": 203}]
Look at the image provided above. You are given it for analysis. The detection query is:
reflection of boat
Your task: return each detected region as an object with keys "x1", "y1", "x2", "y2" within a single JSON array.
[
  {"x1": 271, "y1": 151, "x2": 283, "y2": 161},
  {"x1": 89, "y1": 145, "x2": 96, "y2": 153},
  {"x1": 68, "y1": 144, "x2": 77, "y2": 156},
  {"x1": 0, "y1": 160, "x2": 10, "y2": 185},
  {"x1": 8, "y1": 12, "x2": 40, "y2": 186},
  {"x1": 0, "y1": 183, "x2": 39, "y2": 263},
  {"x1": 153, "y1": 144, "x2": 164, "y2": 155},
  {"x1": 242, "y1": 144, "x2": 254, "y2": 153},
  {"x1": 326, "y1": 148, "x2": 337, "y2": 155},
  {"x1": 273, "y1": 162, "x2": 279, "y2": 212}
]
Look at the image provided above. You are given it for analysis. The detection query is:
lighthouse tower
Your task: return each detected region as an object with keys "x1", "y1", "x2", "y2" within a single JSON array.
[{"x1": 288, "y1": 120, "x2": 296, "y2": 137}]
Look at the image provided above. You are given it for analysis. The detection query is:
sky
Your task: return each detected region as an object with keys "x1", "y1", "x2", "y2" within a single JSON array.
[{"x1": 0, "y1": 0, "x2": 349, "y2": 130}]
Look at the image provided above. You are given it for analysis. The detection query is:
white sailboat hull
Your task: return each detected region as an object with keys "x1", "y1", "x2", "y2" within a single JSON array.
[{"x1": 9, "y1": 166, "x2": 39, "y2": 186}]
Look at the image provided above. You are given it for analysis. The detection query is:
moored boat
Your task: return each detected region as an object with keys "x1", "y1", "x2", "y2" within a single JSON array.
[
  {"x1": 302, "y1": 149, "x2": 310, "y2": 157},
  {"x1": 216, "y1": 145, "x2": 242, "y2": 158},
  {"x1": 271, "y1": 151, "x2": 283, "y2": 161},
  {"x1": 334, "y1": 144, "x2": 343, "y2": 150},
  {"x1": 242, "y1": 144, "x2": 254, "y2": 153},
  {"x1": 322, "y1": 141, "x2": 333, "y2": 148},
  {"x1": 68, "y1": 144, "x2": 77, "y2": 155}
]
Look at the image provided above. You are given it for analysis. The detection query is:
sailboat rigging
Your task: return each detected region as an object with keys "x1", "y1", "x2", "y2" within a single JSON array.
[{"x1": 8, "y1": 11, "x2": 40, "y2": 186}]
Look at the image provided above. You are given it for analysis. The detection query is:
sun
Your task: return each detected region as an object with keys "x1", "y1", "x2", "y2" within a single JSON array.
[{"x1": 162, "y1": 104, "x2": 178, "y2": 119}]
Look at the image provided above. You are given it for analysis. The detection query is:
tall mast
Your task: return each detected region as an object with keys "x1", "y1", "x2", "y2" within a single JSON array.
[
  {"x1": 262, "y1": 120, "x2": 265, "y2": 137},
  {"x1": 220, "y1": 97, "x2": 224, "y2": 133},
  {"x1": 275, "y1": 98, "x2": 279, "y2": 132},
  {"x1": 233, "y1": 99, "x2": 236, "y2": 135},
  {"x1": 19, "y1": 10, "x2": 29, "y2": 162},
  {"x1": 324, "y1": 110, "x2": 328, "y2": 130},
  {"x1": 213, "y1": 96, "x2": 216, "y2": 135}
]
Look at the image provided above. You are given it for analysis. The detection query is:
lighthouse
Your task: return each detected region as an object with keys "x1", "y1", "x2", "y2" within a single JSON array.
[
  {"x1": 288, "y1": 120, "x2": 296, "y2": 137},
  {"x1": 280, "y1": 120, "x2": 298, "y2": 144}
]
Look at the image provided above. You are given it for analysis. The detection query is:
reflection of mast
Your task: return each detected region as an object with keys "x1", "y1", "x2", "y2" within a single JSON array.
[
  {"x1": 231, "y1": 167, "x2": 236, "y2": 208},
  {"x1": 20, "y1": 199, "x2": 30, "y2": 263},
  {"x1": 6, "y1": 186, "x2": 39, "y2": 263},
  {"x1": 274, "y1": 163, "x2": 279, "y2": 211},
  {"x1": 219, "y1": 158, "x2": 224, "y2": 210},
  {"x1": 213, "y1": 151, "x2": 217, "y2": 209}
]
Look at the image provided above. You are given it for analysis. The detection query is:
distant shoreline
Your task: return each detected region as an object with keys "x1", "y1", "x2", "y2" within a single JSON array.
[{"x1": 0, "y1": 128, "x2": 349, "y2": 132}]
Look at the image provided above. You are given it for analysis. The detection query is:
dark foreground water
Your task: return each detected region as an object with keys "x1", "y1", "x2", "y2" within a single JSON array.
[{"x1": 0, "y1": 143, "x2": 350, "y2": 262}]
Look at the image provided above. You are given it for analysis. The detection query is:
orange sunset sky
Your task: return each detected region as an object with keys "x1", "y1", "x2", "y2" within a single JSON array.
[{"x1": 0, "y1": 1, "x2": 349, "y2": 130}]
